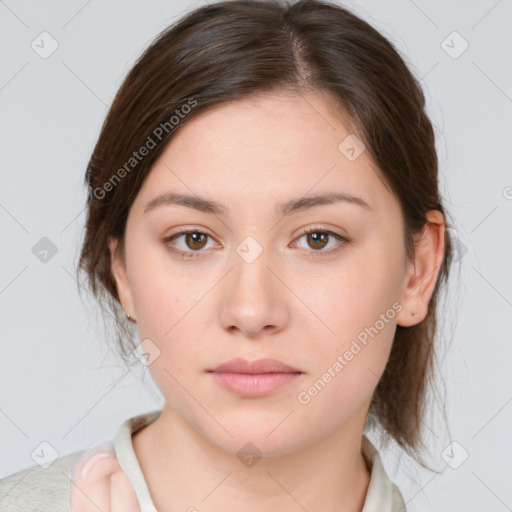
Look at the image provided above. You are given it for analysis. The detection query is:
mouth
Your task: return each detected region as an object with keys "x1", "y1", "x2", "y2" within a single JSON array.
[{"x1": 207, "y1": 358, "x2": 303, "y2": 398}]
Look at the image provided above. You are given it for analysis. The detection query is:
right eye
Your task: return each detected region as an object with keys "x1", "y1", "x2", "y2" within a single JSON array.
[{"x1": 162, "y1": 229, "x2": 218, "y2": 260}]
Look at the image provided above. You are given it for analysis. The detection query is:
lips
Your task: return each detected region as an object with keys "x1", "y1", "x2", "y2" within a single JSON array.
[
  {"x1": 207, "y1": 358, "x2": 303, "y2": 398},
  {"x1": 208, "y1": 357, "x2": 302, "y2": 374}
]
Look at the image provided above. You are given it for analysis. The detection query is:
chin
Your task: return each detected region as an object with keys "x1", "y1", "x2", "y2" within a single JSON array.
[{"x1": 205, "y1": 417, "x2": 309, "y2": 459}]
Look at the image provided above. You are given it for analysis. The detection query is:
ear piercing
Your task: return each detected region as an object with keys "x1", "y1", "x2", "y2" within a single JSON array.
[
  {"x1": 411, "y1": 312, "x2": 418, "y2": 318},
  {"x1": 125, "y1": 311, "x2": 137, "y2": 322}
]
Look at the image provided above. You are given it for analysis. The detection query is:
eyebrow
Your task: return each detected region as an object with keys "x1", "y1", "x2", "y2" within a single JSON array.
[{"x1": 143, "y1": 191, "x2": 373, "y2": 217}]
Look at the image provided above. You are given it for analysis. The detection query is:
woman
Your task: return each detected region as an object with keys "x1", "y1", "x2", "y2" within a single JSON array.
[{"x1": 0, "y1": 0, "x2": 454, "y2": 510}]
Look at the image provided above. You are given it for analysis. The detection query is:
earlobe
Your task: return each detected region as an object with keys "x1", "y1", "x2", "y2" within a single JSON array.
[
  {"x1": 396, "y1": 210, "x2": 446, "y2": 327},
  {"x1": 107, "y1": 236, "x2": 135, "y2": 319}
]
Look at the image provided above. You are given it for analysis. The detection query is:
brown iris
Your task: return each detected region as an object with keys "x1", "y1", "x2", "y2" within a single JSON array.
[
  {"x1": 185, "y1": 232, "x2": 208, "y2": 250},
  {"x1": 306, "y1": 231, "x2": 329, "y2": 250}
]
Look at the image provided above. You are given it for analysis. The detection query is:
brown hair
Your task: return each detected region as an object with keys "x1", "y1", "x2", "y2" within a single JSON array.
[{"x1": 77, "y1": 0, "x2": 457, "y2": 466}]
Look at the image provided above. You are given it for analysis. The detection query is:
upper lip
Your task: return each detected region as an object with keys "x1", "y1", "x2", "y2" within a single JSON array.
[{"x1": 209, "y1": 358, "x2": 302, "y2": 374}]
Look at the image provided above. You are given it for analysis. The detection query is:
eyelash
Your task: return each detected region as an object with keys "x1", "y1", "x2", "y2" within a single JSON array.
[{"x1": 161, "y1": 226, "x2": 349, "y2": 261}]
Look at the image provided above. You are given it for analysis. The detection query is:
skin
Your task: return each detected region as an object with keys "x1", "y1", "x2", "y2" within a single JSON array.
[
  {"x1": 69, "y1": 442, "x2": 140, "y2": 512},
  {"x1": 108, "y1": 91, "x2": 445, "y2": 512}
]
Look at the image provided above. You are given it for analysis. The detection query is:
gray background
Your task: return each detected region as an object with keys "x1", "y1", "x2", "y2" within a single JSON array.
[{"x1": 1, "y1": 1, "x2": 511, "y2": 510}]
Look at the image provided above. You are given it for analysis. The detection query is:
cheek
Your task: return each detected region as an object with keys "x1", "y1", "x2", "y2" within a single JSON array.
[
  {"x1": 133, "y1": 284, "x2": 203, "y2": 413},
  {"x1": 128, "y1": 256, "x2": 207, "y2": 373},
  {"x1": 295, "y1": 314, "x2": 396, "y2": 426},
  {"x1": 134, "y1": 275, "x2": 201, "y2": 360},
  {"x1": 297, "y1": 248, "x2": 400, "y2": 391},
  {"x1": 299, "y1": 250, "x2": 399, "y2": 342},
  {"x1": 127, "y1": 239, "x2": 193, "y2": 334}
]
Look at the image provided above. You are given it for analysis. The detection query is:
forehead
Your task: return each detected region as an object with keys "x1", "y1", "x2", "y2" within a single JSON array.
[{"x1": 132, "y1": 92, "x2": 395, "y2": 217}]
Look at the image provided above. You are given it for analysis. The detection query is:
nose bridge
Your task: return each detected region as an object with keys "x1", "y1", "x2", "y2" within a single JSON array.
[
  {"x1": 218, "y1": 233, "x2": 288, "y2": 335},
  {"x1": 231, "y1": 233, "x2": 277, "y2": 301}
]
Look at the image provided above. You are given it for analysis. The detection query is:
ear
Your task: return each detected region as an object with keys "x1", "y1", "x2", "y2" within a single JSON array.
[
  {"x1": 108, "y1": 236, "x2": 135, "y2": 318},
  {"x1": 396, "y1": 210, "x2": 446, "y2": 327}
]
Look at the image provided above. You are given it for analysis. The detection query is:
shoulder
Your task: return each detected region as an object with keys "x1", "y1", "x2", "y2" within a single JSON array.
[{"x1": 0, "y1": 450, "x2": 84, "y2": 512}]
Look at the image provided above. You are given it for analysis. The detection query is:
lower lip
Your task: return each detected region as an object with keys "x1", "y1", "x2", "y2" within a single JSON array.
[{"x1": 210, "y1": 371, "x2": 301, "y2": 397}]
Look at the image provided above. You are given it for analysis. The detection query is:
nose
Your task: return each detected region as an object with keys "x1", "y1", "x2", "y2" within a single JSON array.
[{"x1": 217, "y1": 241, "x2": 290, "y2": 339}]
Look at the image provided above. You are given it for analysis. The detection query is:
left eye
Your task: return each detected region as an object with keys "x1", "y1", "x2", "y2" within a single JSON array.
[
  {"x1": 292, "y1": 228, "x2": 348, "y2": 256},
  {"x1": 298, "y1": 229, "x2": 345, "y2": 252}
]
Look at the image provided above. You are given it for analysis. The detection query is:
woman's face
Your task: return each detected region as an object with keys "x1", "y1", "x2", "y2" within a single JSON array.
[{"x1": 110, "y1": 91, "x2": 417, "y2": 456}]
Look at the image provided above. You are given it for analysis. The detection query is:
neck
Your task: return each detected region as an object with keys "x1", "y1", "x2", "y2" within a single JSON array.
[{"x1": 133, "y1": 403, "x2": 372, "y2": 512}]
